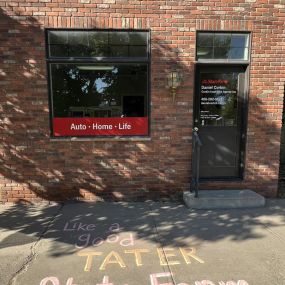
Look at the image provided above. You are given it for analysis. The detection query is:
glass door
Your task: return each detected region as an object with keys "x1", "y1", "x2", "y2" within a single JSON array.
[{"x1": 194, "y1": 65, "x2": 247, "y2": 179}]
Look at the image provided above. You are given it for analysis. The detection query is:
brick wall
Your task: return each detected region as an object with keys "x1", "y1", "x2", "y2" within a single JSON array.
[{"x1": 0, "y1": 0, "x2": 284, "y2": 202}]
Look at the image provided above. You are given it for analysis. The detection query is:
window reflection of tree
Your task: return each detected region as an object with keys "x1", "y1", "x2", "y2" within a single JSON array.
[
  {"x1": 52, "y1": 64, "x2": 147, "y2": 118},
  {"x1": 52, "y1": 65, "x2": 119, "y2": 117}
]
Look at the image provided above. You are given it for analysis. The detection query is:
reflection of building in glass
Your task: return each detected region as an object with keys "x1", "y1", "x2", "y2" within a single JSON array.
[
  {"x1": 68, "y1": 106, "x2": 119, "y2": 118},
  {"x1": 68, "y1": 96, "x2": 145, "y2": 118}
]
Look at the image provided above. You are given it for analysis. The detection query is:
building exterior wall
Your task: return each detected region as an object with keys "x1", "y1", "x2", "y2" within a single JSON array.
[{"x1": 0, "y1": 0, "x2": 284, "y2": 202}]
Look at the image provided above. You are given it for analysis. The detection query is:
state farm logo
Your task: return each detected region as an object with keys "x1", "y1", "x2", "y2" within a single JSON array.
[{"x1": 201, "y1": 79, "x2": 228, "y2": 85}]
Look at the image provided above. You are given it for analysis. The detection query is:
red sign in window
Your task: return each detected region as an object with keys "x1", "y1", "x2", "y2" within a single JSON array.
[{"x1": 53, "y1": 117, "x2": 148, "y2": 137}]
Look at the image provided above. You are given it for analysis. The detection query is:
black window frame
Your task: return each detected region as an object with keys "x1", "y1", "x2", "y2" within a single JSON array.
[{"x1": 45, "y1": 28, "x2": 151, "y2": 139}]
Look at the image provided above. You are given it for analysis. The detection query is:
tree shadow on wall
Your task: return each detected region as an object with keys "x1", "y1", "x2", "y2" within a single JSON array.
[
  {"x1": 0, "y1": 8, "x2": 283, "y2": 203},
  {"x1": 0, "y1": 8, "x2": 195, "y2": 203}
]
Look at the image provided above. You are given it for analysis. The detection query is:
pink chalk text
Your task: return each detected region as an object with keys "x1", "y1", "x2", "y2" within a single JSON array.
[{"x1": 39, "y1": 273, "x2": 249, "y2": 285}]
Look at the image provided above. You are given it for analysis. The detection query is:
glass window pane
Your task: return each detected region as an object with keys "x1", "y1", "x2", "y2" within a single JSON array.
[
  {"x1": 129, "y1": 32, "x2": 148, "y2": 45},
  {"x1": 49, "y1": 45, "x2": 69, "y2": 57},
  {"x1": 47, "y1": 31, "x2": 150, "y2": 136},
  {"x1": 129, "y1": 46, "x2": 147, "y2": 57},
  {"x1": 231, "y1": 34, "x2": 249, "y2": 48},
  {"x1": 196, "y1": 32, "x2": 250, "y2": 60},
  {"x1": 89, "y1": 45, "x2": 109, "y2": 57},
  {"x1": 49, "y1": 31, "x2": 68, "y2": 44},
  {"x1": 197, "y1": 47, "x2": 213, "y2": 59},
  {"x1": 88, "y1": 31, "x2": 108, "y2": 45},
  {"x1": 214, "y1": 47, "x2": 230, "y2": 59},
  {"x1": 110, "y1": 45, "x2": 129, "y2": 57},
  {"x1": 50, "y1": 63, "x2": 148, "y2": 118},
  {"x1": 197, "y1": 33, "x2": 214, "y2": 47},
  {"x1": 48, "y1": 30, "x2": 149, "y2": 58},
  {"x1": 109, "y1": 32, "x2": 129, "y2": 45},
  {"x1": 68, "y1": 44, "x2": 91, "y2": 57},
  {"x1": 214, "y1": 34, "x2": 231, "y2": 47},
  {"x1": 68, "y1": 31, "x2": 89, "y2": 45},
  {"x1": 199, "y1": 72, "x2": 238, "y2": 126},
  {"x1": 229, "y1": 48, "x2": 248, "y2": 60}
]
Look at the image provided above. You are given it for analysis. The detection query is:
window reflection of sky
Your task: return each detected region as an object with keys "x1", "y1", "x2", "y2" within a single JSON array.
[
  {"x1": 94, "y1": 67, "x2": 118, "y2": 93},
  {"x1": 95, "y1": 78, "x2": 108, "y2": 93},
  {"x1": 68, "y1": 68, "x2": 77, "y2": 79}
]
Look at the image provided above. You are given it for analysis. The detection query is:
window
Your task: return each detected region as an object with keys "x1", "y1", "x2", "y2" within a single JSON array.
[
  {"x1": 196, "y1": 32, "x2": 250, "y2": 61},
  {"x1": 46, "y1": 29, "x2": 150, "y2": 137}
]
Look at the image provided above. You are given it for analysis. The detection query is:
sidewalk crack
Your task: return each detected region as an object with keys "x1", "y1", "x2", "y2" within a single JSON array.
[
  {"x1": 7, "y1": 203, "x2": 64, "y2": 285},
  {"x1": 147, "y1": 202, "x2": 177, "y2": 285},
  {"x1": 258, "y1": 219, "x2": 285, "y2": 243}
]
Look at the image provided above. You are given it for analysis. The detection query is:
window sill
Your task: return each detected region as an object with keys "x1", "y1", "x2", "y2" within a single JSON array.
[{"x1": 50, "y1": 136, "x2": 151, "y2": 142}]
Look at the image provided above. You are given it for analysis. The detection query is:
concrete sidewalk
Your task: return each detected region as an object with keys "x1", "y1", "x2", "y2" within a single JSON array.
[{"x1": 0, "y1": 199, "x2": 285, "y2": 285}]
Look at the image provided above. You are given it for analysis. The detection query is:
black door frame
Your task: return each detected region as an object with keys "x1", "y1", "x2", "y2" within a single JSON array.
[{"x1": 193, "y1": 63, "x2": 250, "y2": 181}]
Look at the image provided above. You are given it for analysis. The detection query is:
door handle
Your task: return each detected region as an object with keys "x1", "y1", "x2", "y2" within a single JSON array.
[{"x1": 193, "y1": 127, "x2": 202, "y2": 146}]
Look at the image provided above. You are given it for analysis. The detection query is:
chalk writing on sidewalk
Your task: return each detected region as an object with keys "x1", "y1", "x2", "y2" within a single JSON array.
[
  {"x1": 150, "y1": 272, "x2": 249, "y2": 285},
  {"x1": 63, "y1": 221, "x2": 206, "y2": 271},
  {"x1": 77, "y1": 247, "x2": 204, "y2": 271},
  {"x1": 40, "y1": 277, "x2": 75, "y2": 285},
  {"x1": 39, "y1": 273, "x2": 249, "y2": 285},
  {"x1": 63, "y1": 222, "x2": 120, "y2": 233},
  {"x1": 37, "y1": 221, "x2": 249, "y2": 285},
  {"x1": 63, "y1": 222, "x2": 134, "y2": 248},
  {"x1": 75, "y1": 232, "x2": 134, "y2": 248}
]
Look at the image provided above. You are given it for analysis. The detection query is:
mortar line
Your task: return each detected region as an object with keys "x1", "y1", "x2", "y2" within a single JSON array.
[
  {"x1": 8, "y1": 203, "x2": 65, "y2": 285},
  {"x1": 147, "y1": 202, "x2": 177, "y2": 285}
]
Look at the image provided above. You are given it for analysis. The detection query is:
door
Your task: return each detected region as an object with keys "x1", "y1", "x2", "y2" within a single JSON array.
[{"x1": 194, "y1": 65, "x2": 248, "y2": 179}]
